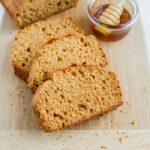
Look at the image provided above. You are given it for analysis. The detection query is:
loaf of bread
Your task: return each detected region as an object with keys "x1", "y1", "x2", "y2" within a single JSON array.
[
  {"x1": 11, "y1": 17, "x2": 85, "y2": 81},
  {"x1": 28, "y1": 35, "x2": 108, "y2": 92},
  {"x1": 1, "y1": 0, "x2": 78, "y2": 27},
  {"x1": 32, "y1": 65, "x2": 123, "y2": 131}
]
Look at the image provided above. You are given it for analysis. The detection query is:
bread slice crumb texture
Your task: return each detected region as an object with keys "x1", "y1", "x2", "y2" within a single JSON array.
[
  {"x1": 32, "y1": 65, "x2": 123, "y2": 132},
  {"x1": 11, "y1": 17, "x2": 85, "y2": 81},
  {"x1": 28, "y1": 35, "x2": 108, "y2": 91}
]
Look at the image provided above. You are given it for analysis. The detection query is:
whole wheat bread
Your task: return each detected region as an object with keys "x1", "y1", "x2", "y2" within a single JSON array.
[
  {"x1": 11, "y1": 17, "x2": 84, "y2": 81},
  {"x1": 32, "y1": 65, "x2": 123, "y2": 132},
  {"x1": 1, "y1": 0, "x2": 78, "y2": 27},
  {"x1": 28, "y1": 35, "x2": 108, "y2": 92}
]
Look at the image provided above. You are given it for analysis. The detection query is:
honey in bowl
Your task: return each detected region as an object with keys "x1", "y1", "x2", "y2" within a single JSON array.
[{"x1": 91, "y1": 4, "x2": 131, "y2": 41}]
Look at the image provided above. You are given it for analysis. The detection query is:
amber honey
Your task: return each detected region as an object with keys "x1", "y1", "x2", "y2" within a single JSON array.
[{"x1": 92, "y1": 4, "x2": 131, "y2": 41}]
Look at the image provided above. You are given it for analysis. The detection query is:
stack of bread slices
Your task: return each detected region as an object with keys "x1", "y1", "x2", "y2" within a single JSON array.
[{"x1": 11, "y1": 16, "x2": 123, "y2": 132}]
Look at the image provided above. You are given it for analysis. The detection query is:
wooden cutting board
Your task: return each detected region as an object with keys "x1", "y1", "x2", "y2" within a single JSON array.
[{"x1": 0, "y1": 0, "x2": 150, "y2": 148}]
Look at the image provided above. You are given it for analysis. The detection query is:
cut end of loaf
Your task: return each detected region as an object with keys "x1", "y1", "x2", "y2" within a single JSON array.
[{"x1": 32, "y1": 65, "x2": 123, "y2": 132}]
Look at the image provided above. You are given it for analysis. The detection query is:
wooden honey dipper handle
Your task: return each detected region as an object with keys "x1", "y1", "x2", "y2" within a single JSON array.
[{"x1": 99, "y1": 0, "x2": 126, "y2": 26}]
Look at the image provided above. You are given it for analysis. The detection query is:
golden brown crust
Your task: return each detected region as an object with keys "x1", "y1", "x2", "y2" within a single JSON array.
[
  {"x1": 13, "y1": 64, "x2": 28, "y2": 82},
  {"x1": 1, "y1": 0, "x2": 17, "y2": 16},
  {"x1": 0, "y1": 0, "x2": 26, "y2": 26}
]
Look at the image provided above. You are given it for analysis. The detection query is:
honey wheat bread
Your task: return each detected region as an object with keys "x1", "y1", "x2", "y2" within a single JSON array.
[
  {"x1": 11, "y1": 17, "x2": 85, "y2": 81},
  {"x1": 28, "y1": 35, "x2": 108, "y2": 92},
  {"x1": 1, "y1": 0, "x2": 78, "y2": 27},
  {"x1": 32, "y1": 65, "x2": 123, "y2": 132}
]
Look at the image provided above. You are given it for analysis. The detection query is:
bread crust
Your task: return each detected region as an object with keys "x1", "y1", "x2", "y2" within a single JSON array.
[
  {"x1": 0, "y1": 0, "x2": 26, "y2": 27},
  {"x1": 0, "y1": 0, "x2": 25, "y2": 16},
  {"x1": 13, "y1": 64, "x2": 29, "y2": 82}
]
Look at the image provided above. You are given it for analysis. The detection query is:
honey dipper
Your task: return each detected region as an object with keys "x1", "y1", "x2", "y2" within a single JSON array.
[{"x1": 99, "y1": 0, "x2": 126, "y2": 26}]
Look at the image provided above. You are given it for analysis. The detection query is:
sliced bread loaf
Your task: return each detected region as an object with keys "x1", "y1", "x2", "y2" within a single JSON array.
[
  {"x1": 32, "y1": 65, "x2": 123, "y2": 132},
  {"x1": 11, "y1": 17, "x2": 85, "y2": 81},
  {"x1": 28, "y1": 35, "x2": 108, "y2": 92},
  {"x1": 1, "y1": 0, "x2": 78, "y2": 27}
]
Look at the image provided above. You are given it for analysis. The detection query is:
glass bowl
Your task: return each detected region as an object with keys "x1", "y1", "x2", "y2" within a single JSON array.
[{"x1": 87, "y1": 0, "x2": 139, "y2": 41}]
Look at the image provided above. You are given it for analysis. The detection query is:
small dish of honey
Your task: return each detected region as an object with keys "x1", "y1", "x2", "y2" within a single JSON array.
[{"x1": 87, "y1": 0, "x2": 139, "y2": 41}]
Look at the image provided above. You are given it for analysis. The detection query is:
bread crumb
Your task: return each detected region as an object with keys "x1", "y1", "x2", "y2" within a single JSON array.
[
  {"x1": 125, "y1": 101, "x2": 129, "y2": 105},
  {"x1": 95, "y1": 132, "x2": 98, "y2": 136},
  {"x1": 131, "y1": 120, "x2": 135, "y2": 125},
  {"x1": 10, "y1": 133, "x2": 13, "y2": 136},
  {"x1": 119, "y1": 110, "x2": 122, "y2": 113},
  {"x1": 121, "y1": 132, "x2": 125, "y2": 135},
  {"x1": 100, "y1": 145, "x2": 107, "y2": 149},
  {"x1": 118, "y1": 137, "x2": 123, "y2": 143}
]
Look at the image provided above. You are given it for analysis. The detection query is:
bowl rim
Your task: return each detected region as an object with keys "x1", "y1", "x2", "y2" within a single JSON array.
[{"x1": 87, "y1": 0, "x2": 139, "y2": 31}]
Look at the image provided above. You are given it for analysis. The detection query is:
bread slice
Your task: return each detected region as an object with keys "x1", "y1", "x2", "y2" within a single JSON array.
[
  {"x1": 1, "y1": 0, "x2": 78, "y2": 27},
  {"x1": 11, "y1": 17, "x2": 85, "y2": 81},
  {"x1": 32, "y1": 65, "x2": 123, "y2": 132},
  {"x1": 28, "y1": 35, "x2": 108, "y2": 92}
]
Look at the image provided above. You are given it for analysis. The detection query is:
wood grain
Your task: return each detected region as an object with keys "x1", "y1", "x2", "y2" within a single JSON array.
[{"x1": 0, "y1": 0, "x2": 150, "y2": 133}]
